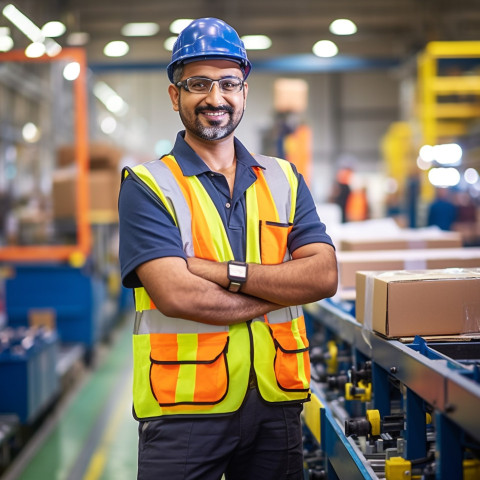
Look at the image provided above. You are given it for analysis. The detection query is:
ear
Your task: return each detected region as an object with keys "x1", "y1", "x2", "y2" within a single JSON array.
[
  {"x1": 243, "y1": 82, "x2": 248, "y2": 110},
  {"x1": 168, "y1": 84, "x2": 180, "y2": 112}
]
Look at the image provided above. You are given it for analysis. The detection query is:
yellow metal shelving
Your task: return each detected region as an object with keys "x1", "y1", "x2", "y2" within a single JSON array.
[{"x1": 417, "y1": 41, "x2": 480, "y2": 147}]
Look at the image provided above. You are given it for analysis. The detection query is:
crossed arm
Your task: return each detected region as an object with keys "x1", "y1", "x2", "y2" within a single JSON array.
[{"x1": 136, "y1": 242, "x2": 337, "y2": 326}]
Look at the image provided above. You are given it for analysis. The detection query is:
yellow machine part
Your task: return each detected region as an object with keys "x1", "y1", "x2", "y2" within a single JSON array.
[
  {"x1": 385, "y1": 457, "x2": 412, "y2": 480},
  {"x1": 345, "y1": 380, "x2": 372, "y2": 402},
  {"x1": 366, "y1": 409, "x2": 381, "y2": 436},
  {"x1": 69, "y1": 250, "x2": 86, "y2": 268},
  {"x1": 108, "y1": 270, "x2": 121, "y2": 297},
  {"x1": 464, "y1": 458, "x2": 480, "y2": 480},
  {"x1": 326, "y1": 340, "x2": 338, "y2": 374},
  {"x1": 302, "y1": 393, "x2": 323, "y2": 445}
]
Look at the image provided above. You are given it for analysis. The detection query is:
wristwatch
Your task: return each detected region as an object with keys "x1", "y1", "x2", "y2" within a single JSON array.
[{"x1": 227, "y1": 261, "x2": 248, "y2": 293}]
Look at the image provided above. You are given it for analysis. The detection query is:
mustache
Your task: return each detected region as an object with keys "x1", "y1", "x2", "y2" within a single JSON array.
[{"x1": 195, "y1": 105, "x2": 234, "y2": 115}]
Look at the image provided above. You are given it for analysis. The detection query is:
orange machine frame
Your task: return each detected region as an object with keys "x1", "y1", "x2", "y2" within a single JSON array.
[{"x1": 0, "y1": 48, "x2": 91, "y2": 263}]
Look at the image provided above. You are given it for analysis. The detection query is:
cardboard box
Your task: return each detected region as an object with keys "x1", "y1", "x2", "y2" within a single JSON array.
[
  {"x1": 89, "y1": 170, "x2": 120, "y2": 217},
  {"x1": 52, "y1": 168, "x2": 120, "y2": 220},
  {"x1": 356, "y1": 269, "x2": 480, "y2": 338},
  {"x1": 274, "y1": 78, "x2": 308, "y2": 113},
  {"x1": 52, "y1": 168, "x2": 76, "y2": 218},
  {"x1": 340, "y1": 231, "x2": 462, "y2": 251},
  {"x1": 338, "y1": 248, "x2": 480, "y2": 289},
  {"x1": 56, "y1": 143, "x2": 123, "y2": 170}
]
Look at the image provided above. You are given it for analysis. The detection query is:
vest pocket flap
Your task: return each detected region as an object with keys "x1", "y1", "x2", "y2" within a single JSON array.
[
  {"x1": 150, "y1": 332, "x2": 229, "y2": 364},
  {"x1": 269, "y1": 322, "x2": 309, "y2": 353},
  {"x1": 274, "y1": 336, "x2": 309, "y2": 354},
  {"x1": 269, "y1": 321, "x2": 310, "y2": 392},
  {"x1": 260, "y1": 221, "x2": 292, "y2": 265},
  {"x1": 149, "y1": 332, "x2": 230, "y2": 407}
]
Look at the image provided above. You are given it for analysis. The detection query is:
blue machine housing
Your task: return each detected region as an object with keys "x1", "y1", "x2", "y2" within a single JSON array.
[
  {"x1": 5, "y1": 263, "x2": 104, "y2": 348},
  {"x1": 0, "y1": 328, "x2": 59, "y2": 424}
]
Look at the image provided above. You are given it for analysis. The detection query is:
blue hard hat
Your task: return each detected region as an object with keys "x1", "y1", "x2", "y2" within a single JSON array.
[{"x1": 167, "y1": 18, "x2": 252, "y2": 83}]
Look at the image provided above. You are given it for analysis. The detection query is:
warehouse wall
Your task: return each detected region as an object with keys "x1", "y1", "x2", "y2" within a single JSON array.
[{"x1": 95, "y1": 68, "x2": 400, "y2": 204}]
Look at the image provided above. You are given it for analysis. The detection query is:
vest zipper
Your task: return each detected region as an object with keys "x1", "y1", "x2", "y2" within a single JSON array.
[{"x1": 246, "y1": 320, "x2": 257, "y2": 389}]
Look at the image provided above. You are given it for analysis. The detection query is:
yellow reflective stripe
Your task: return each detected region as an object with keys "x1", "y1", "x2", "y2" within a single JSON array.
[
  {"x1": 133, "y1": 334, "x2": 162, "y2": 417},
  {"x1": 132, "y1": 165, "x2": 178, "y2": 225},
  {"x1": 175, "y1": 334, "x2": 197, "y2": 403},
  {"x1": 245, "y1": 182, "x2": 261, "y2": 264},
  {"x1": 186, "y1": 175, "x2": 234, "y2": 262},
  {"x1": 291, "y1": 318, "x2": 309, "y2": 388},
  {"x1": 277, "y1": 159, "x2": 298, "y2": 224},
  {"x1": 134, "y1": 287, "x2": 152, "y2": 311}
]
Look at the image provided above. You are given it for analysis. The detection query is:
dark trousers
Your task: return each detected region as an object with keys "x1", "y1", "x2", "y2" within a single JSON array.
[{"x1": 137, "y1": 389, "x2": 304, "y2": 480}]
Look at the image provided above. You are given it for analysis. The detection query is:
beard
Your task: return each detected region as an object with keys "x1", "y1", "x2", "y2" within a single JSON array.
[{"x1": 178, "y1": 100, "x2": 244, "y2": 141}]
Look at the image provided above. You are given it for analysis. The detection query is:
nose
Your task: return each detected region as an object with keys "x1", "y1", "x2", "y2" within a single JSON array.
[{"x1": 205, "y1": 81, "x2": 223, "y2": 103}]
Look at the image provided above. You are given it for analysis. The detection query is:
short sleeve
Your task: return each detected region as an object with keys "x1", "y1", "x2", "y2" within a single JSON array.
[
  {"x1": 287, "y1": 165, "x2": 335, "y2": 254},
  {"x1": 118, "y1": 175, "x2": 187, "y2": 288}
]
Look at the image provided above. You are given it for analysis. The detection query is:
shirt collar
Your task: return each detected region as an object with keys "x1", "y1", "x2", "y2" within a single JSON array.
[{"x1": 169, "y1": 131, "x2": 263, "y2": 177}]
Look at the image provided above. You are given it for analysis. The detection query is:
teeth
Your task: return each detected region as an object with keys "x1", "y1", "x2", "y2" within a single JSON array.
[{"x1": 205, "y1": 112, "x2": 225, "y2": 116}]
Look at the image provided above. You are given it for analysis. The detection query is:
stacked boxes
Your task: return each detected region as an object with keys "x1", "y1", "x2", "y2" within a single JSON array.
[{"x1": 52, "y1": 143, "x2": 123, "y2": 222}]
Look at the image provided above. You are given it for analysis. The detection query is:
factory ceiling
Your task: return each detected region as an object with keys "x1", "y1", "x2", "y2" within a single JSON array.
[{"x1": 1, "y1": 0, "x2": 480, "y2": 72}]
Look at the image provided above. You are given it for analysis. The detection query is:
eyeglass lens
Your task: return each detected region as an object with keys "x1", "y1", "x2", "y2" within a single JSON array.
[{"x1": 184, "y1": 77, "x2": 243, "y2": 94}]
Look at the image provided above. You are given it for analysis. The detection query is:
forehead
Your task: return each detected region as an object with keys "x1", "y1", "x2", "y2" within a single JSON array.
[{"x1": 182, "y1": 60, "x2": 243, "y2": 79}]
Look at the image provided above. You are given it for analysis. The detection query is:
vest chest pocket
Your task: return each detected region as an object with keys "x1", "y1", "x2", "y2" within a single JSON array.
[
  {"x1": 260, "y1": 221, "x2": 292, "y2": 265},
  {"x1": 269, "y1": 322, "x2": 310, "y2": 392},
  {"x1": 149, "y1": 332, "x2": 229, "y2": 406}
]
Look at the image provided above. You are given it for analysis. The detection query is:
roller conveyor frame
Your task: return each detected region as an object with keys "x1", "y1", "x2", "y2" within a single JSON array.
[{"x1": 304, "y1": 299, "x2": 480, "y2": 479}]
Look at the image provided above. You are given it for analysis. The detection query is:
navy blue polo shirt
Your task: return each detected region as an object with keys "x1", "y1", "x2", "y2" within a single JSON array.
[{"x1": 119, "y1": 131, "x2": 333, "y2": 288}]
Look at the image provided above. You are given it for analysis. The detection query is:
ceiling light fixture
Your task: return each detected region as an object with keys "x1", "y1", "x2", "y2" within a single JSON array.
[
  {"x1": 93, "y1": 81, "x2": 129, "y2": 116},
  {"x1": 63, "y1": 62, "x2": 81, "y2": 81},
  {"x1": 312, "y1": 40, "x2": 338, "y2": 58},
  {"x1": 164, "y1": 36, "x2": 177, "y2": 51},
  {"x1": 0, "y1": 26, "x2": 13, "y2": 52},
  {"x1": 25, "y1": 42, "x2": 46, "y2": 58},
  {"x1": 2, "y1": 4, "x2": 43, "y2": 42},
  {"x1": 66, "y1": 32, "x2": 90, "y2": 46},
  {"x1": 241, "y1": 35, "x2": 272, "y2": 50},
  {"x1": 3, "y1": 5, "x2": 62, "y2": 56},
  {"x1": 329, "y1": 19, "x2": 357, "y2": 35},
  {"x1": 122, "y1": 22, "x2": 159, "y2": 37},
  {"x1": 42, "y1": 20, "x2": 66, "y2": 38},
  {"x1": 169, "y1": 19, "x2": 193, "y2": 34},
  {"x1": 104, "y1": 40, "x2": 129, "y2": 57}
]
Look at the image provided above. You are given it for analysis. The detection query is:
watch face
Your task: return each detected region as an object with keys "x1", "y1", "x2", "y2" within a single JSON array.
[{"x1": 229, "y1": 263, "x2": 247, "y2": 280}]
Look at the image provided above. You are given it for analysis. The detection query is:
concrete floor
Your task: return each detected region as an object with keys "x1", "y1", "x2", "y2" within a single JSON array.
[{"x1": 3, "y1": 320, "x2": 138, "y2": 480}]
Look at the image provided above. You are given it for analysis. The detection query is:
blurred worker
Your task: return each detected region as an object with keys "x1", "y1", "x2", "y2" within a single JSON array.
[
  {"x1": 346, "y1": 186, "x2": 369, "y2": 222},
  {"x1": 329, "y1": 167, "x2": 352, "y2": 222},
  {"x1": 118, "y1": 17, "x2": 337, "y2": 480},
  {"x1": 427, "y1": 187, "x2": 458, "y2": 231}
]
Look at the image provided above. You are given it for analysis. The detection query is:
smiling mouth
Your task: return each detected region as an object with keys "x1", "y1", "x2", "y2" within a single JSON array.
[
  {"x1": 200, "y1": 111, "x2": 229, "y2": 125},
  {"x1": 202, "y1": 110, "x2": 227, "y2": 118}
]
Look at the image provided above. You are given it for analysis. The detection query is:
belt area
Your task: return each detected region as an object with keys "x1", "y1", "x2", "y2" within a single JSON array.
[{"x1": 248, "y1": 372, "x2": 257, "y2": 390}]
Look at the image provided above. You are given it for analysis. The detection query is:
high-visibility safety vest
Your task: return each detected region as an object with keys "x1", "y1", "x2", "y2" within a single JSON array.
[{"x1": 125, "y1": 153, "x2": 311, "y2": 420}]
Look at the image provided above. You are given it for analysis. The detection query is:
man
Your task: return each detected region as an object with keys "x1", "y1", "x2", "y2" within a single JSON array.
[{"x1": 118, "y1": 17, "x2": 337, "y2": 480}]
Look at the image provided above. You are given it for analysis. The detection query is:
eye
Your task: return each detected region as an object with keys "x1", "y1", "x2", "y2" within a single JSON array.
[
  {"x1": 221, "y1": 79, "x2": 240, "y2": 91},
  {"x1": 188, "y1": 78, "x2": 209, "y2": 91}
]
